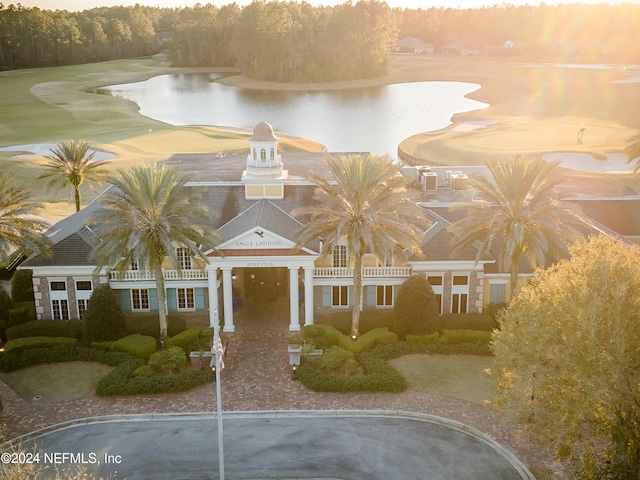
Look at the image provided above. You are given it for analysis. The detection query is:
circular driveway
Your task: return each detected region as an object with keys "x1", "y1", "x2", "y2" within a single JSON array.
[{"x1": 14, "y1": 410, "x2": 534, "y2": 480}]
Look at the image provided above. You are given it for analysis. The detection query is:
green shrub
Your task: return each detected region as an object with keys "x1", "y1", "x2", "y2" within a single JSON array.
[
  {"x1": 318, "y1": 346, "x2": 354, "y2": 372},
  {"x1": 439, "y1": 329, "x2": 492, "y2": 345},
  {"x1": 303, "y1": 323, "x2": 343, "y2": 345},
  {"x1": 164, "y1": 327, "x2": 211, "y2": 352},
  {"x1": 394, "y1": 275, "x2": 439, "y2": 339},
  {"x1": 0, "y1": 343, "x2": 210, "y2": 396},
  {"x1": 406, "y1": 333, "x2": 440, "y2": 345},
  {"x1": 338, "y1": 327, "x2": 398, "y2": 354},
  {"x1": 0, "y1": 345, "x2": 135, "y2": 372},
  {"x1": 0, "y1": 285, "x2": 12, "y2": 321},
  {"x1": 6, "y1": 319, "x2": 83, "y2": 340},
  {"x1": 148, "y1": 346, "x2": 187, "y2": 374},
  {"x1": 317, "y1": 310, "x2": 395, "y2": 335},
  {"x1": 297, "y1": 349, "x2": 407, "y2": 393},
  {"x1": 83, "y1": 285, "x2": 126, "y2": 343},
  {"x1": 438, "y1": 313, "x2": 495, "y2": 331},
  {"x1": 8, "y1": 303, "x2": 36, "y2": 328},
  {"x1": 2, "y1": 336, "x2": 78, "y2": 354},
  {"x1": 112, "y1": 334, "x2": 156, "y2": 359},
  {"x1": 126, "y1": 315, "x2": 187, "y2": 338},
  {"x1": 11, "y1": 269, "x2": 33, "y2": 303}
]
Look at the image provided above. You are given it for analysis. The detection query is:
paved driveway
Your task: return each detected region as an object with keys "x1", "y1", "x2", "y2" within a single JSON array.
[{"x1": 20, "y1": 411, "x2": 533, "y2": 480}]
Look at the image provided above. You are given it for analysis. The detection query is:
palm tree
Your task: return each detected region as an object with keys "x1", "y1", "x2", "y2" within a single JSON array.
[
  {"x1": 624, "y1": 132, "x2": 640, "y2": 174},
  {"x1": 0, "y1": 173, "x2": 50, "y2": 261},
  {"x1": 90, "y1": 164, "x2": 220, "y2": 338},
  {"x1": 38, "y1": 139, "x2": 108, "y2": 212},
  {"x1": 293, "y1": 154, "x2": 429, "y2": 337},
  {"x1": 448, "y1": 156, "x2": 585, "y2": 302}
]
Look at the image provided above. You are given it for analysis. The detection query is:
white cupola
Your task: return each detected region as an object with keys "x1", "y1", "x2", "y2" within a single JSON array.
[{"x1": 242, "y1": 122, "x2": 288, "y2": 199}]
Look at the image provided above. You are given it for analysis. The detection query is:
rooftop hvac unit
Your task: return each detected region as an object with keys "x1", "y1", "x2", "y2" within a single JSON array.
[
  {"x1": 451, "y1": 173, "x2": 469, "y2": 190},
  {"x1": 445, "y1": 170, "x2": 462, "y2": 181},
  {"x1": 415, "y1": 166, "x2": 431, "y2": 183},
  {"x1": 421, "y1": 171, "x2": 438, "y2": 191}
]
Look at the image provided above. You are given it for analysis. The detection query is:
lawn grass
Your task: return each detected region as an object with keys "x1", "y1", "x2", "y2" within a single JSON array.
[
  {"x1": 389, "y1": 354, "x2": 495, "y2": 406},
  {"x1": 0, "y1": 362, "x2": 112, "y2": 403}
]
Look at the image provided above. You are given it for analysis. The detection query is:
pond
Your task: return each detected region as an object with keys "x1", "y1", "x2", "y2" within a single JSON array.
[{"x1": 99, "y1": 73, "x2": 489, "y2": 156}]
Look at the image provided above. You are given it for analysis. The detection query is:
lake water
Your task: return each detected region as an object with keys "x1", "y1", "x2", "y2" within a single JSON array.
[{"x1": 100, "y1": 73, "x2": 489, "y2": 156}]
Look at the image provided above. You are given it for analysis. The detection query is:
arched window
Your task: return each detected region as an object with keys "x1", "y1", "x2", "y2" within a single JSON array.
[
  {"x1": 270, "y1": 148, "x2": 275, "y2": 160},
  {"x1": 261, "y1": 149, "x2": 266, "y2": 161},
  {"x1": 252, "y1": 148, "x2": 257, "y2": 160}
]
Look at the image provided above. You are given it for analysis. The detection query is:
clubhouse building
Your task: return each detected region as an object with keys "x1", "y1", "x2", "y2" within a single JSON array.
[{"x1": 20, "y1": 122, "x2": 631, "y2": 332}]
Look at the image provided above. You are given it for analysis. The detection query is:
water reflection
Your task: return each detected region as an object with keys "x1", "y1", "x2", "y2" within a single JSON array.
[{"x1": 99, "y1": 73, "x2": 489, "y2": 155}]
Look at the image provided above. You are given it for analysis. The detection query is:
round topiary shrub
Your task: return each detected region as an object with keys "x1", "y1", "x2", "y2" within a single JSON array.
[
  {"x1": 148, "y1": 346, "x2": 187, "y2": 374},
  {"x1": 83, "y1": 284, "x2": 126, "y2": 344},
  {"x1": 394, "y1": 275, "x2": 439, "y2": 340}
]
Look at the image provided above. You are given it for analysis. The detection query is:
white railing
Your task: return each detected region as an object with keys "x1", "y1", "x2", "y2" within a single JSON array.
[
  {"x1": 314, "y1": 266, "x2": 411, "y2": 278},
  {"x1": 109, "y1": 269, "x2": 208, "y2": 281}
]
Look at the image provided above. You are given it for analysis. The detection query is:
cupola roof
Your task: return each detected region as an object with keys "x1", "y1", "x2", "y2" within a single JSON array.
[{"x1": 249, "y1": 122, "x2": 278, "y2": 142}]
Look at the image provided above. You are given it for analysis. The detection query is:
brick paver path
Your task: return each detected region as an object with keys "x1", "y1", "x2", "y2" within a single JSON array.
[{"x1": 0, "y1": 298, "x2": 560, "y2": 476}]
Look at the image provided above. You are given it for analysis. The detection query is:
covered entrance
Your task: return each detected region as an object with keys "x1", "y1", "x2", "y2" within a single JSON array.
[
  {"x1": 243, "y1": 267, "x2": 289, "y2": 301},
  {"x1": 204, "y1": 199, "x2": 320, "y2": 333}
]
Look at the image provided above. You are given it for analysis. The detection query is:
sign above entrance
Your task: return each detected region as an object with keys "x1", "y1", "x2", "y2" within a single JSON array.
[{"x1": 224, "y1": 229, "x2": 296, "y2": 250}]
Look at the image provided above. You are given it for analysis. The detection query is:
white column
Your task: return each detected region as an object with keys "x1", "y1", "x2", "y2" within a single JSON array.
[
  {"x1": 304, "y1": 266, "x2": 314, "y2": 326},
  {"x1": 207, "y1": 266, "x2": 219, "y2": 328},
  {"x1": 222, "y1": 267, "x2": 235, "y2": 332},
  {"x1": 289, "y1": 267, "x2": 300, "y2": 331}
]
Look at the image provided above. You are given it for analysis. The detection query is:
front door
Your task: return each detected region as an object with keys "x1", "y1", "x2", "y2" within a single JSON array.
[{"x1": 244, "y1": 267, "x2": 288, "y2": 301}]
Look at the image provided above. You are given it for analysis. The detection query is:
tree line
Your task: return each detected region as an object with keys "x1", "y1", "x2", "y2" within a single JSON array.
[{"x1": 1, "y1": 1, "x2": 639, "y2": 80}]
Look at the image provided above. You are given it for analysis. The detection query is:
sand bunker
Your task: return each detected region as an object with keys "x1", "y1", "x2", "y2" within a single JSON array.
[
  {"x1": 0, "y1": 143, "x2": 117, "y2": 161},
  {"x1": 543, "y1": 152, "x2": 632, "y2": 173}
]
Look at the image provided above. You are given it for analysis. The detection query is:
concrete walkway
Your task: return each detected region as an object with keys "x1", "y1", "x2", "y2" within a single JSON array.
[{"x1": 0, "y1": 298, "x2": 558, "y2": 476}]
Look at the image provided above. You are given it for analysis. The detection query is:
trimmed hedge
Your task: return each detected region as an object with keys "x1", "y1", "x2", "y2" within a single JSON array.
[
  {"x1": 406, "y1": 332, "x2": 440, "y2": 345},
  {"x1": 165, "y1": 327, "x2": 212, "y2": 352},
  {"x1": 438, "y1": 313, "x2": 495, "y2": 331},
  {"x1": 126, "y1": 315, "x2": 187, "y2": 338},
  {"x1": 6, "y1": 319, "x2": 83, "y2": 340},
  {"x1": 316, "y1": 310, "x2": 395, "y2": 335},
  {"x1": 297, "y1": 339, "x2": 494, "y2": 393},
  {"x1": 92, "y1": 333, "x2": 157, "y2": 359},
  {"x1": 2, "y1": 336, "x2": 78, "y2": 354},
  {"x1": 337, "y1": 327, "x2": 398, "y2": 354},
  {"x1": 7, "y1": 302, "x2": 36, "y2": 328},
  {"x1": 439, "y1": 329, "x2": 492, "y2": 345},
  {"x1": 0, "y1": 345, "x2": 212, "y2": 396}
]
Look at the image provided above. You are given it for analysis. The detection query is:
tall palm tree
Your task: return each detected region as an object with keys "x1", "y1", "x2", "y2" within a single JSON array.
[
  {"x1": 293, "y1": 154, "x2": 429, "y2": 337},
  {"x1": 38, "y1": 139, "x2": 108, "y2": 212},
  {"x1": 0, "y1": 173, "x2": 51, "y2": 261},
  {"x1": 448, "y1": 156, "x2": 585, "y2": 302},
  {"x1": 90, "y1": 164, "x2": 220, "y2": 338},
  {"x1": 624, "y1": 131, "x2": 640, "y2": 174}
]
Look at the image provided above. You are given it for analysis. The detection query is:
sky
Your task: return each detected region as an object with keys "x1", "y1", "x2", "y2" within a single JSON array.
[{"x1": 13, "y1": 0, "x2": 639, "y2": 13}]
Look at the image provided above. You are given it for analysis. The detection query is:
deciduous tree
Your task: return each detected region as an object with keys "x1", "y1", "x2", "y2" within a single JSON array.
[{"x1": 491, "y1": 235, "x2": 640, "y2": 479}]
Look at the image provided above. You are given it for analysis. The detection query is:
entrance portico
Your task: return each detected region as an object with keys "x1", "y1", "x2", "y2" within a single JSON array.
[{"x1": 207, "y1": 255, "x2": 316, "y2": 332}]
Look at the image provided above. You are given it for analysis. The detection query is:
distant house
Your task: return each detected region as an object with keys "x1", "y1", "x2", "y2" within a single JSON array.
[
  {"x1": 393, "y1": 37, "x2": 435, "y2": 55},
  {"x1": 437, "y1": 38, "x2": 481, "y2": 56}
]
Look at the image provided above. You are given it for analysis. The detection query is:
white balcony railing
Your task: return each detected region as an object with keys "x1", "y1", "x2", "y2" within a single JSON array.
[
  {"x1": 109, "y1": 269, "x2": 208, "y2": 282},
  {"x1": 314, "y1": 266, "x2": 411, "y2": 278}
]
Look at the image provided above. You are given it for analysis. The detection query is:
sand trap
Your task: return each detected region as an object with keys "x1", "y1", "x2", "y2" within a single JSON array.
[
  {"x1": 0, "y1": 143, "x2": 117, "y2": 161},
  {"x1": 543, "y1": 152, "x2": 632, "y2": 173}
]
